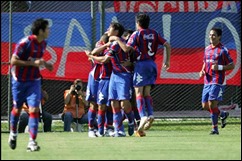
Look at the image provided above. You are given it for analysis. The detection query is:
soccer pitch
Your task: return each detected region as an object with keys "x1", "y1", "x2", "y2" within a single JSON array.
[{"x1": 1, "y1": 119, "x2": 241, "y2": 160}]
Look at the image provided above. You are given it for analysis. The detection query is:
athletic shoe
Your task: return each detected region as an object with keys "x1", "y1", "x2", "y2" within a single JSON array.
[
  {"x1": 88, "y1": 130, "x2": 97, "y2": 137},
  {"x1": 114, "y1": 131, "x2": 126, "y2": 137},
  {"x1": 128, "y1": 122, "x2": 134, "y2": 136},
  {"x1": 104, "y1": 127, "x2": 114, "y2": 137},
  {"x1": 8, "y1": 133, "x2": 17, "y2": 150},
  {"x1": 144, "y1": 116, "x2": 154, "y2": 130},
  {"x1": 137, "y1": 116, "x2": 148, "y2": 132},
  {"x1": 26, "y1": 141, "x2": 40, "y2": 152},
  {"x1": 135, "y1": 130, "x2": 146, "y2": 137},
  {"x1": 96, "y1": 131, "x2": 104, "y2": 137},
  {"x1": 210, "y1": 130, "x2": 219, "y2": 135},
  {"x1": 221, "y1": 111, "x2": 229, "y2": 128}
]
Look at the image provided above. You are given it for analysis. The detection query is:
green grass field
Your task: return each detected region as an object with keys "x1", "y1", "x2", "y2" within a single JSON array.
[{"x1": 1, "y1": 119, "x2": 241, "y2": 160}]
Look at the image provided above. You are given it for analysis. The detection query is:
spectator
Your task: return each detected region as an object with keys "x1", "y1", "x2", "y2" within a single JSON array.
[{"x1": 62, "y1": 79, "x2": 97, "y2": 132}]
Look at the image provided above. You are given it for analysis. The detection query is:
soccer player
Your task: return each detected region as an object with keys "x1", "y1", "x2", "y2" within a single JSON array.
[
  {"x1": 122, "y1": 29, "x2": 141, "y2": 130},
  {"x1": 85, "y1": 65, "x2": 99, "y2": 137},
  {"x1": 199, "y1": 27, "x2": 234, "y2": 135},
  {"x1": 85, "y1": 33, "x2": 113, "y2": 137},
  {"x1": 86, "y1": 22, "x2": 135, "y2": 137},
  {"x1": 8, "y1": 18, "x2": 53, "y2": 152},
  {"x1": 85, "y1": 35, "x2": 109, "y2": 137},
  {"x1": 109, "y1": 13, "x2": 171, "y2": 137}
]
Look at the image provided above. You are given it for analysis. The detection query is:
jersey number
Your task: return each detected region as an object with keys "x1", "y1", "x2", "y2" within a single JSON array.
[{"x1": 148, "y1": 42, "x2": 154, "y2": 56}]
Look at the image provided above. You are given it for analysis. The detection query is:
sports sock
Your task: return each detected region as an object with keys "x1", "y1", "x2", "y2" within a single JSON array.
[
  {"x1": 105, "y1": 107, "x2": 113, "y2": 129},
  {"x1": 209, "y1": 107, "x2": 219, "y2": 132},
  {"x1": 124, "y1": 109, "x2": 134, "y2": 124},
  {"x1": 132, "y1": 106, "x2": 141, "y2": 122},
  {"x1": 97, "y1": 110, "x2": 105, "y2": 135},
  {"x1": 144, "y1": 96, "x2": 154, "y2": 116},
  {"x1": 10, "y1": 108, "x2": 20, "y2": 134},
  {"x1": 28, "y1": 112, "x2": 39, "y2": 140},
  {"x1": 88, "y1": 108, "x2": 97, "y2": 130},
  {"x1": 112, "y1": 107, "x2": 123, "y2": 132},
  {"x1": 136, "y1": 96, "x2": 146, "y2": 118}
]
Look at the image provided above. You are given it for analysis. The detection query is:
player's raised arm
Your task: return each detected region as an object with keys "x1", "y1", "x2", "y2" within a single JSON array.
[{"x1": 109, "y1": 36, "x2": 134, "y2": 53}]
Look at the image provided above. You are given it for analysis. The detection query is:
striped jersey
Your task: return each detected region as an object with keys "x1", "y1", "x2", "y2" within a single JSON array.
[
  {"x1": 11, "y1": 35, "x2": 47, "y2": 81},
  {"x1": 95, "y1": 41, "x2": 112, "y2": 79},
  {"x1": 127, "y1": 28, "x2": 167, "y2": 61},
  {"x1": 89, "y1": 41, "x2": 103, "y2": 80},
  {"x1": 106, "y1": 38, "x2": 132, "y2": 73},
  {"x1": 99, "y1": 48, "x2": 112, "y2": 79},
  {"x1": 203, "y1": 43, "x2": 234, "y2": 85}
]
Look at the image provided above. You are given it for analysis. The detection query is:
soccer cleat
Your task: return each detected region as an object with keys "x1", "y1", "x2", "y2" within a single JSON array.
[
  {"x1": 210, "y1": 130, "x2": 219, "y2": 135},
  {"x1": 128, "y1": 122, "x2": 134, "y2": 136},
  {"x1": 137, "y1": 116, "x2": 148, "y2": 132},
  {"x1": 114, "y1": 131, "x2": 126, "y2": 137},
  {"x1": 8, "y1": 133, "x2": 17, "y2": 150},
  {"x1": 104, "y1": 127, "x2": 114, "y2": 137},
  {"x1": 135, "y1": 130, "x2": 146, "y2": 137},
  {"x1": 221, "y1": 111, "x2": 229, "y2": 128},
  {"x1": 95, "y1": 132, "x2": 104, "y2": 137},
  {"x1": 26, "y1": 141, "x2": 40, "y2": 152},
  {"x1": 144, "y1": 116, "x2": 154, "y2": 130},
  {"x1": 88, "y1": 130, "x2": 97, "y2": 137}
]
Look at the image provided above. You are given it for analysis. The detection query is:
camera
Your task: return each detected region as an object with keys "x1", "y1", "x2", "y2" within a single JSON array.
[
  {"x1": 71, "y1": 84, "x2": 82, "y2": 95},
  {"x1": 75, "y1": 85, "x2": 82, "y2": 91}
]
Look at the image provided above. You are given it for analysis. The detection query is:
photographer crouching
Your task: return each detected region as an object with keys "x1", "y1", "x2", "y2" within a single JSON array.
[{"x1": 62, "y1": 79, "x2": 97, "y2": 132}]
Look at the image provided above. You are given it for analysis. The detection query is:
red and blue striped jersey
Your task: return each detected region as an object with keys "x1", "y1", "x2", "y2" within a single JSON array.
[
  {"x1": 127, "y1": 28, "x2": 167, "y2": 61},
  {"x1": 106, "y1": 38, "x2": 131, "y2": 73},
  {"x1": 89, "y1": 41, "x2": 103, "y2": 80},
  {"x1": 203, "y1": 43, "x2": 234, "y2": 85},
  {"x1": 11, "y1": 35, "x2": 47, "y2": 81},
  {"x1": 99, "y1": 48, "x2": 113, "y2": 79}
]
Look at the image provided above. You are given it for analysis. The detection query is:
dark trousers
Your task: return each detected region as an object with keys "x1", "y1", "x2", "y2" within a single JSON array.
[{"x1": 18, "y1": 110, "x2": 52, "y2": 133}]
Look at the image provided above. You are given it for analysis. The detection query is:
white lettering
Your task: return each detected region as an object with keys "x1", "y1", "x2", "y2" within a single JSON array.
[
  {"x1": 198, "y1": 1, "x2": 218, "y2": 12},
  {"x1": 115, "y1": 1, "x2": 238, "y2": 13},
  {"x1": 161, "y1": 14, "x2": 200, "y2": 80},
  {"x1": 158, "y1": 1, "x2": 176, "y2": 12},
  {"x1": 222, "y1": 1, "x2": 238, "y2": 13},
  {"x1": 56, "y1": 18, "x2": 91, "y2": 77},
  {"x1": 143, "y1": 34, "x2": 154, "y2": 40}
]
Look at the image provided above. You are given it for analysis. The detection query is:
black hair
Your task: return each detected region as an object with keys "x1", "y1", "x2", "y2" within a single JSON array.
[
  {"x1": 100, "y1": 33, "x2": 109, "y2": 44},
  {"x1": 110, "y1": 22, "x2": 124, "y2": 37},
  {"x1": 31, "y1": 18, "x2": 49, "y2": 35},
  {"x1": 136, "y1": 13, "x2": 150, "y2": 29},
  {"x1": 123, "y1": 29, "x2": 134, "y2": 37},
  {"x1": 210, "y1": 27, "x2": 222, "y2": 37}
]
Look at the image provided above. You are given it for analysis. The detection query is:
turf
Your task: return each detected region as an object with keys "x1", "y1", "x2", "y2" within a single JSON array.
[{"x1": 1, "y1": 119, "x2": 241, "y2": 160}]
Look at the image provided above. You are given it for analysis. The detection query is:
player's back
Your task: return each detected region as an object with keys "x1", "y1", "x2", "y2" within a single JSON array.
[{"x1": 128, "y1": 29, "x2": 167, "y2": 61}]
